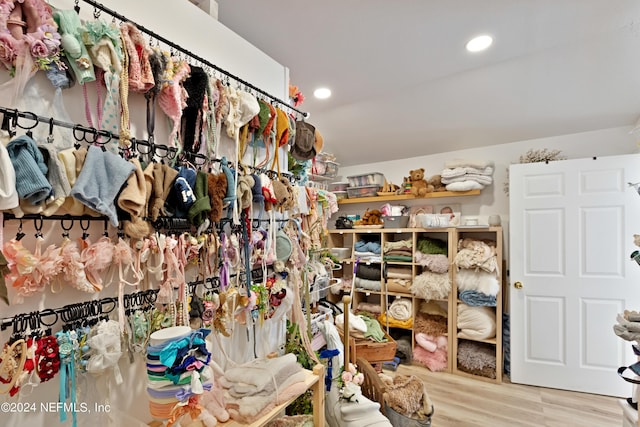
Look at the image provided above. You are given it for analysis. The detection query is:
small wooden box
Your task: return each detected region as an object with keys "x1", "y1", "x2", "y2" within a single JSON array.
[{"x1": 339, "y1": 329, "x2": 397, "y2": 368}]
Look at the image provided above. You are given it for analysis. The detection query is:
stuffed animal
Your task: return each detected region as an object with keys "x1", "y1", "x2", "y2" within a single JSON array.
[
  {"x1": 409, "y1": 168, "x2": 434, "y2": 197},
  {"x1": 356, "y1": 209, "x2": 383, "y2": 225},
  {"x1": 272, "y1": 176, "x2": 295, "y2": 211},
  {"x1": 428, "y1": 174, "x2": 446, "y2": 192}
]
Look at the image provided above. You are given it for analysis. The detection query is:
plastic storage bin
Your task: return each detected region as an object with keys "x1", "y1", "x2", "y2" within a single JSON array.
[
  {"x1": 347, "y1": 173, "x2": 385, "y2": 188},
  {"x1": 347, "y1": 185, "x2": 379, "y2": 198},
  {"x1": 313, "y1": 160, "x2": 339, "y2": 177}
]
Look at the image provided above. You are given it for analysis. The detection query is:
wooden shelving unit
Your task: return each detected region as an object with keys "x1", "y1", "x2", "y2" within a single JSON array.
[{"x1": 338, "y1": 190, "x2": 480, "y2": 204}]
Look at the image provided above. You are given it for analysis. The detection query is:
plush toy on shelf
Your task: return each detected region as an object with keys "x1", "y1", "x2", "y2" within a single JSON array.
[
  {"x1": 409, "y1": 168, "x2": 434, "y2": 197},
  {"x1": 355, "y1": 209, "x2": 383, "y2": 226}
]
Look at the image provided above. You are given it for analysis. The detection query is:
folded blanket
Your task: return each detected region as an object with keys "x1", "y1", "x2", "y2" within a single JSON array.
[
  {"x1": 357, "y1": 302, "x2": 382, "y2": 314},
  {"x1": 388, "y1": 298, "x2": 412, "y2": 321},
  {"x1": 416, "y1": 237, "x2": 447, "y2": 255},
  {"x1": 459, "y1": 290, "x2": 497, "y2": 307},
  {"x1": 454, "y1": 239, "x2": 499, "y2": 274},
  {"x1": 386, "y1": 266, "x2": 412, "y2": 279},
  {"x1": 221, "y1": 353, "x2": 302, "y2": 397},
  {"x1": 444, "y1": 159, "x2": 494, "y2": 169},
  {"x1": 414, "y1": 312, "x2": 447, "y2": 336},
  {"x1": 414, "y1": 253, "x2": 449, "y2": 273},
  {"x1": 413, "y1": 344, "x2": 447, "y2": 372},
  {"x1": 457, "y1": 304, "x2": 496, "y2": 340},
  {"x1": 355, "y1": 240, "x2": 381, "y2": 254},
  {"x1": 419, "y1": 301, "x2": 448, "y2": 318},
  {"x1": 226, "y1": 379, "x2": 309, "y2": 424},
  {"x1": 445, "y1": 181, "x2": 484, "y2": 191},
  {"x1": 384, "y1": 249, "x2": 413, "y2": 257},
  {"x1": 354, "y1": 277, "x2": 381, "y2": 291},
  {"x1": 353, "y1": 251, "x2": 380, "y2": 260},
  {"x1": 356, "y1": 264, "x2": 381, "y2": 280},
  {"x1": 378, "y1": 312, "x2": 413, "y2": 329},
  {"x1": 457, "y1": 340, "x2": 496, "y2": 379},
  {"x1": 441, "y1": 173, "x2": 493, "y2": 186},
  {"x1": 383, "y1": 239, "x2": 412, "y2": 252},
  {"x1": 335, "y1": 312, "x2": 368, "y2": 334},
  {"x1": 441, "y1": 165, "x2": 494, "y2": 178},
  {"x1": 410, "y1": 271, "x2": 451, "y2": 300},
  {"x1": 386, "y1": 279, "x2": 412, "y2": 291},
  {"x1": 456, "y1": 268, "x2": 500, "y2": 296},
  {"x1": 383, "y1": 255, "x2": 413, "y2": 262}
]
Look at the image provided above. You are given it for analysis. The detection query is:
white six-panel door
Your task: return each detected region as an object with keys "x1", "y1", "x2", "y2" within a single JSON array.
[{"x1": 510, "y1": 154, "x2": 640, "y2": 396}]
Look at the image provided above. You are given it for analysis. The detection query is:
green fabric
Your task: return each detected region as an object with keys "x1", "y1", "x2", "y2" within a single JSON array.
[
  {"x1": 188, "y1": 171, "x2": 211, "y2": 227},
  {"x1": 383, "y1": 255, "x2": 413, "y2": 262},
  {"x1": 362, "y1": 316, "x2": 387, "y2": 343},
  {"x1": 416, "y1": 237, "x2": 448, "y2": 255}
]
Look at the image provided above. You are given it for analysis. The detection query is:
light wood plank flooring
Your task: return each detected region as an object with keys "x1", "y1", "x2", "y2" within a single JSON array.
[{"x1": 394, "y1": 364, "x2": 626, "y2": 427}]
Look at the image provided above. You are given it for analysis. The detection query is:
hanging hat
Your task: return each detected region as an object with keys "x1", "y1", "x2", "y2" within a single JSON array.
[
  {"x1": 0, "y1": 142, "x2": 18, "y2": 211},
  {"x1": 188, "y1": 171, "x2": 211, "y2": 228},
  {"x1": 236, "y1": 174, "x2": 255, "y2": 210},
  {"x1": 57, "y1": 147, "x2": 85, "y2": 215},
  {"x1": 220, "y1": 157, "x2": 236, "y2": 206},
  {"x1": 120, "y1": 22, "x2": 155, "y2": 93},
  {"x1": 53, "y1": 9, "x2": 96, "y2": 85},
  {"x1": 172, "y1": 166, "x2": 198, "y2": 217},
  {"x1": 182, "y1": 66, "x2": 209, "y2": 152},
  {"x1": 158, "y1": 59, "x2": 191, "y2": 148},
  {"x1": 260, "y1": 173, "x2": 277, "y2": 211},
  {"x1": 148, "y1": 163, "x2": 178, "y2": 222},
  {"x1": 251, "y1": 174, "x2": 264, "y2": 204},
  {"x1": 275, "y1": 229, "x2": 292, "y2": 261},
  {"x1": 238, "y1": 91, "x2": 260, "y2": 127},
  {"x1": 6, "y1": 135, "x2": 52, "y2": 205},
  {"x1": 71, "y1": 146, "x2": 136, "y2": 226},
  {"x1": 34, "y1": 144, "x2": 72, "y2": 216},
  {"x1": 314, "y1": 128, "x2": 324, "y2": 155},
  {"x1": 275, "y1": 108, "x2": 290, "y2": 147},
  {"x1": 207, "y1": 171, "x2": 227, "y2": 223},
  {"x1": 290, "y1": 121, "x2": 317, "y2": 161},
  {"x1": 118, "y1": 158, "x2": 151, "y2": 239}
]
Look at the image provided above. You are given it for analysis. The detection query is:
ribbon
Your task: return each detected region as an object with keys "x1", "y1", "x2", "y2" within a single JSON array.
[{"x1": 166, "y1": 395, "x2": 202, "y2": 427}]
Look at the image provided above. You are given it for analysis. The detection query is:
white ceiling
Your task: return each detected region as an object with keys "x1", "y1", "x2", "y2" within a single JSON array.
[{"x1": 217, "y1": 0, "x2": 640, "y2": 167}]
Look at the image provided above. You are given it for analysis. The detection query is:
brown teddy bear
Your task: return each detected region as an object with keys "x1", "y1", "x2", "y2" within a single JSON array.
[
  {"x1": 428, "y1": 174, "x2": 446, "y2": 192},
  {"x1": 409, "y1": 168, "x2": 434, "y2": 197},
  {"x1": 356, "y1": 209, "x2": 384, "y2": 225}
]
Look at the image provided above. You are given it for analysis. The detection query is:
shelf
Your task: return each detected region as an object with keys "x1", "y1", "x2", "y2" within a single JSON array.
[
  {"x1": 354, "y1": 288, "x2": 382, "y2": 295},
  {"x1": 338, "y1": 189, "x2": 481, "y2": 204},
  {"x1": 457, "y1": 336, "x2": 497, "y2": 345}
]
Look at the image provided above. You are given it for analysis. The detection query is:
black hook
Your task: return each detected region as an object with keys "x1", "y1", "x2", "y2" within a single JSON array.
[
  {"x1": 16, "y1": 111, "x2": 38, "y2": 132},
  {"x1": 46, "y1": 117, "x2": 55, "y2": 144},
  {"x1": 103, "y1": 219, "x2": 109, "y2": 237},
  {"x1": 15, "y1": 219, "x2": 25, "y2": 241},
  {"x1": 33, "y1": 216, "x2": 43, "y2": 238},
  {"x1": 80, "y1": 218, "x2": 90, "y2": 240},
  {"x1": 74, "y1": 0, "x2": 80, "y2": 14},
  {"x1": 60, "y1": 217, "x2": 73, "y2": 238}
]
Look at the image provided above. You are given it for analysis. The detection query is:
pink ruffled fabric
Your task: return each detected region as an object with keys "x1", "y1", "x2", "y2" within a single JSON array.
[
  {"x1": 3, "y1": 237, "x2": 62, "y2": 303},
  {"x1": 59, "y1": 238, "x2": 95, "y2": 293},
  {"x1": 80, "y1": 236, "x2": 114, "y2": 292}
]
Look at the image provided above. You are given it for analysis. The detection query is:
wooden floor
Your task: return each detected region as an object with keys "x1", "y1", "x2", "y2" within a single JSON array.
[{"x1": 395, "y1": 364, "x2": 625, "y2": 427}]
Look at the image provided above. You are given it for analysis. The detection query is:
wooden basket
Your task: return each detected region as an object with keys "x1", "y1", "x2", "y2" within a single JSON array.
[{"x1": 339, "y1": 329, "x2": 397, "y2": 368}]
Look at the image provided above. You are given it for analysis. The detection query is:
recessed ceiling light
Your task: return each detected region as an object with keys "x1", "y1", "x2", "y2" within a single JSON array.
[
  {"x1": 313, "y1": 87, "x2": 332, "y2": 99},
  {"x1": 466, "y1": 35, "x2": 493, "y2": 52}
]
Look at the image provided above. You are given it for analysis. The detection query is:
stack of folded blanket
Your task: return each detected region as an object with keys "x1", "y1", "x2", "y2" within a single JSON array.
[
  {"x1": 336, "y1": 312, "x2": 388, "y2": 342},
  {"x1": 354, "y1": 238, "x2": 382, "y2": 262},
  {"x1": 379, "y1": 298, "x2": 413, "y2": 329},
  {"x1": 386, "y1": 265, "x2": 413, "y2": 292},
  {"x1": 220, "y1": 354, "x2": 309, "y2": 424},
  {"x1": 454, "y1": 238, "x2": 500, "y2": 306},
  {"x1": 411, "y1": 236, "x2": 450, "y2": 300},
  {"x1": 440, "y1": 159, "x2": 494, "y2": 191},
  {"x1": 354, "y1": 263, "x2": 382, "y2": 291},
  {"x1": 383, "y1": 239, "x2": 413, "y2": 262}
]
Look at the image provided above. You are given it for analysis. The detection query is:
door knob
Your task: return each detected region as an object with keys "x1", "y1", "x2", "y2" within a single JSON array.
[{"x1": 514, "y1": 281, "x2": 523, "y2": 289}]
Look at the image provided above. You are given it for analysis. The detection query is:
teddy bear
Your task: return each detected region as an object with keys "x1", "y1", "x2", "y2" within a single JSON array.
[
  {"x1": 409, "y1": 168, "x2": 434, "y2": 197},
  {"x1": 428, "y1": 174, "x2": 446, "y2": 192},
  {"x1": 356, "y1": 209, "x2": 383, "y2": 225}
]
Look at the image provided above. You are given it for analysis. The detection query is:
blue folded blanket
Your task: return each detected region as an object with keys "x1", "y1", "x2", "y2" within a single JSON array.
[
  {"x1": 459, "y1": 290, "x2": 497, "y2": 307},
  {"x1": 355, "y1": 240, "x2": 381, "y2": 254}
]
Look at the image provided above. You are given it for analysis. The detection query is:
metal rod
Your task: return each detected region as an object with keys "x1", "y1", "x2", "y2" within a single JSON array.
[{"x1": 80, "y1": 0, "x2": 309, "y2": 118}]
